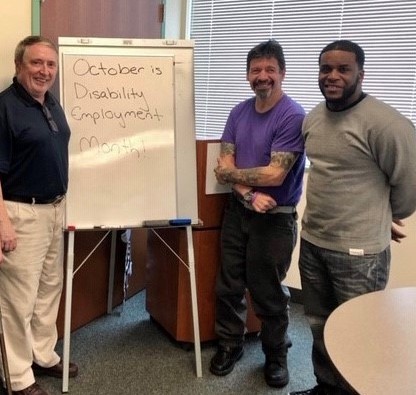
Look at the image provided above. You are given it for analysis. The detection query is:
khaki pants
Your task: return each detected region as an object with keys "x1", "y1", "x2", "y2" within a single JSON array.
[{"x1": 0, "y1": 199, "x2": 65, "y2": 391}]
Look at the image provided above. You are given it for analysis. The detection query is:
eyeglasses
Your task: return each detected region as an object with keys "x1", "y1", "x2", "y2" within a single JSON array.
[{"x1": 42, "y1": 105, "x2": 59, "y2": 133}]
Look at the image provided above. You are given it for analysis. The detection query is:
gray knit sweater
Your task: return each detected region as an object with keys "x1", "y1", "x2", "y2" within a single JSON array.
[{"x1": 301, "y1": 94, "x2": 416, "y2": 254}]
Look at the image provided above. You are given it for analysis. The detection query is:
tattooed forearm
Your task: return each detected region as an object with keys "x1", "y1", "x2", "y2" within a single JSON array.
[
  {"x1": 236, "y1": 169, "x2": 260, "y2": 185},
  {"x1": 220, "y1": 142, "x2": 235, "y2": 156},
  {"x1": 270, "y1": 151, "x2": 298, "y2": 171},
  {"x1": 219, "y1": 168, "x2": 260, "y2": 185},
  {"x1": 215, "y1": 148, "x2": 298, "y2": 186},
  {"x1": 231, "y1": 152, "x2": 298, "y2": 186}
]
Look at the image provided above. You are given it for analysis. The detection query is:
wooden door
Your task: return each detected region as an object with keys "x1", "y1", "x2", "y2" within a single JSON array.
[{"x1": 40, "y1": 0, "x2": 162, "y2": 44}]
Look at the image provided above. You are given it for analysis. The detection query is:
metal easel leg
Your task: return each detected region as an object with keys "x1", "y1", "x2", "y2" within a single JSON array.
[
  {"x1": 186, "y1": 225, "x2": 202, "y2": 377},
  {"x1": 0, "y1": 305, "x2": 12, "y2": 395},
  {"x1": 62, "y1": 230, "x2": 75, "y2": 393},
  {"x1": 62, "y1": 229, "x2": 112, "y2": 392}
]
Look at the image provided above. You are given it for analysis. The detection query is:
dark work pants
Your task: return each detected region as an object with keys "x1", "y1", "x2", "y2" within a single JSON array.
[
  {"x1": 299, "y1": 238, "x2": 390, "y2": 393},
  {"x1": 215, "y1": 195, "x2": 297, "y2": 358}
]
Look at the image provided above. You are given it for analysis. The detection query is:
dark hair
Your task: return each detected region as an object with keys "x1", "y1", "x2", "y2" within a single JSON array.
[
  {"x1": 246, "y1": 40, "x2": 286, "y2": 73},
  {"x1": 319, "y1": 40, "x2": 365, "y2": 70},
  {"x1": 15, "y1": 35, "x2": 58, "y2": 65}
]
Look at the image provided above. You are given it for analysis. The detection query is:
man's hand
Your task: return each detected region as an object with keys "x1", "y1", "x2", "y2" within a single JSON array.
[
  {"x1": 251, "y1": 191, "x2": 277, "y2": 213},
  {"x1": 391, "y1": 218, "x2": 406, "y2": 243},
  {"x1": 0, "y1": 216, "x2": 17, "y2": 259}
]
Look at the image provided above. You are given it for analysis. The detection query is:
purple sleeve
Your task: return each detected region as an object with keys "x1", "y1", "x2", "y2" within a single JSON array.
[
  {"x1": 221, "y1": 107, "x2": 237, "y2": 144},
  {"x1": 271, "y1": 112, "x2": 305, "y2": 153}
]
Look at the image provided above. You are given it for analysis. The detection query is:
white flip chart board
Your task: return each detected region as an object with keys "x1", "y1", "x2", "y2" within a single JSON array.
[{"x1": 58, "y1": 37, "x2": 198, "y2": 229}]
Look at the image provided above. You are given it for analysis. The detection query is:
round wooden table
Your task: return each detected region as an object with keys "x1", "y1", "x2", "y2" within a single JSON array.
[{"x1": 324, "y1": 287, "x2": 416, "y2": 395}]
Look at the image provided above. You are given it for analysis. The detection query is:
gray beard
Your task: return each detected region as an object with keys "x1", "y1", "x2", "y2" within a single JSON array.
[{"x1": 255, "y1": 89, "x2": 270, "y2": 100}]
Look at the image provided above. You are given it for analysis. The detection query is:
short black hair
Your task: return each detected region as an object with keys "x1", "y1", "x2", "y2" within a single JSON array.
[
  {"x1": 319, "y1": 40, "x2": 365, "y2": 70},
  {"x1": 246, "y1": 40, "x2": 286, "y2": 73}
]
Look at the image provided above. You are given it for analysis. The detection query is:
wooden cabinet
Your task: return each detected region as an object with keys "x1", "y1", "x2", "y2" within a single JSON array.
[{"x1": 145, "y1": 141, "x2": 261, "y2": 343}]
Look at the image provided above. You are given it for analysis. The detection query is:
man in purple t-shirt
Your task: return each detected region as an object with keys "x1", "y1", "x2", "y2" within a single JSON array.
[{"x1": 211, "y1": 40, "x2": 305, "y2": 388}]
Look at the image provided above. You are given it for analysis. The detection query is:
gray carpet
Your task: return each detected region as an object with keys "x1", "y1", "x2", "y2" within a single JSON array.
[{"x1": 31, "y1": 291, "x2": 316, "y2": 394}]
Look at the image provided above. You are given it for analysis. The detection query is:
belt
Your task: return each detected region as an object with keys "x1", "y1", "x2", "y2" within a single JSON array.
[
  {"x1": 3, "y1": 194, "x2": 65, "y2": 205},
  {"x1": 266, "y1": 205, "x2": 297, "y2": 214},
  {"x1": 232, "y1": 191, "x2": 296, "y2": 214}
]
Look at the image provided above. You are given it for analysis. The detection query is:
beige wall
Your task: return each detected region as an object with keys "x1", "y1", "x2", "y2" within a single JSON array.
[
  {"x1": 389, "y1": 211, "x2": 416, "y2": 287},
  {"x1": 0, "y1": 2, "x2": 31, "y2": 89},
  {"x1": 165, "y1": 0, "x2": 189, "y2": 39},
  {"x1": 164, "y1": 0, "x2": 187, "y2": 39},
  {"x1": 284, "y1": 174, "x2": 306, "y2": 289},
  {"x1": 285, "y1": 173, "x2": 416, "y2": 289}
]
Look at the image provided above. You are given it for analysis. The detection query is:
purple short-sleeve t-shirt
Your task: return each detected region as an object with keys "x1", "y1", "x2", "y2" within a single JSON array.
[{"x1": 221, "y1": 94, "x2": 305, "y2": 205}]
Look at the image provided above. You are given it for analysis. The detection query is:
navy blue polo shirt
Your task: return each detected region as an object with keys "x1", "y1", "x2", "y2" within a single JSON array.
[{"x1": 0, "y1": 78, "x2": 70, "y2": 199}]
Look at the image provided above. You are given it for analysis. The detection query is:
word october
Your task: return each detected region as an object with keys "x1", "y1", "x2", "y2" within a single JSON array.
[{"x1": 72, "y1": 58, "x2": 163, "y2": 77}]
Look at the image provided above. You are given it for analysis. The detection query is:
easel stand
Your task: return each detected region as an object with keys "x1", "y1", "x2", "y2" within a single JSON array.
[
  {"x1": 61, "y1": 225, "x2": 201, "y2": 393},
  {"x1": 149, "y1": 226, "x2": 202, "y2": 375}
]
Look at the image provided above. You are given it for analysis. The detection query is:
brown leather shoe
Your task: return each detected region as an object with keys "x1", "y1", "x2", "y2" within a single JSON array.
[
  {"x1": 12, "y1": 382, "x2": 49, "y2": 395},
  {"x1": 32, "y1": 359, "x2": 78, "y2": 378}
]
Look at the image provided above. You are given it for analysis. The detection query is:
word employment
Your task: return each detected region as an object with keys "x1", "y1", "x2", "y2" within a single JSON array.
[
  {"x1": 70, "y1": 84, "x2": 163, "y2": 128},
  {"x1": 71, "y1": 106, "x2": 163, "y2": 129}
]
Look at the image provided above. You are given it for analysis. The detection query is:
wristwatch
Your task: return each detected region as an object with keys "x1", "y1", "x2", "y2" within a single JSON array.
[{"x1": 243, "y1": 191, "x2": 254, "y2": 203}]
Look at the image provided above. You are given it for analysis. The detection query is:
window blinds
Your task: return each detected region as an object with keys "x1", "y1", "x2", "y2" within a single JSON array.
[{"x1": 190, "y1": 0, "x2": 416, "y2": 139}]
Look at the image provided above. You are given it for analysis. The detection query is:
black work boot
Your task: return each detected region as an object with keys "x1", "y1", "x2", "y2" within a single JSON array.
[
  {"x1": 264, "y1": 354, "x2": 289, "y2": 388},
  {"x1": 210, "y1": 345, "x2": 244, "y2": 376}
]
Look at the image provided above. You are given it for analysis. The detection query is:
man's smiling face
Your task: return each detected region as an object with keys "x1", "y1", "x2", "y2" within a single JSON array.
[
  {"x1": 15, "y1": 42, "x2": 58, "y2": 103},
  {"x1": 318, "y1": 49, "x2": 364, "y2": 111}
]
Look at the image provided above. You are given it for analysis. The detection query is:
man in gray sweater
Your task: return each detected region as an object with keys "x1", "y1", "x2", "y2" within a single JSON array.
[{"x1": 291, "y1": 40, "x2": 416, "y2": 395}]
